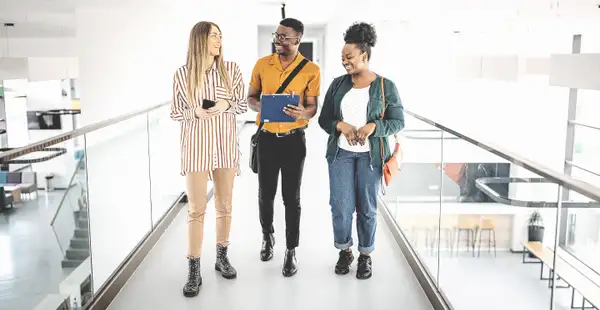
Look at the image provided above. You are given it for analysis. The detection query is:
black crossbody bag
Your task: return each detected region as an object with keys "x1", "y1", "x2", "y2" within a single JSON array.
[{"x1": 249, "y1": 58, "x2": 309, "y2": 174}]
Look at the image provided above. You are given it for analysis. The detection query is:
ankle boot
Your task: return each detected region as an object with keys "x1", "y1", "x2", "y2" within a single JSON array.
[
  {"x1": 260, "y1": 233, "x2": 275, "y2": 261},
  {"x1": 182, "y1": 257, "x2": 202, "y2": 297},
  {"x1": 215, "y1": 244, "x2": 237, "y2": 279},
  {"x1": 282, "y1": 248, "x2": 298, "y2": 277}
]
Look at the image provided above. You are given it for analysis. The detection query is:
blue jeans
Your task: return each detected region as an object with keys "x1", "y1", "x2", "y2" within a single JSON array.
[{"x1": 328, "y1": 149, "x2": 382, "y2": 254}]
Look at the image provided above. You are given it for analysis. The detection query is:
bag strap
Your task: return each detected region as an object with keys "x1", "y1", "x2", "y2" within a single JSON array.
[
  {"x1": 276, "y1": 58, "x2": 309, "y2": 94},
  {"x1": 379, "y1": 77, "x2": 387, "y2": 193},
  {"x1": 256, "y1": 57, "x2": 310, "y2": 133},
  {"x1": 379, "y1": 77, "x2": 386, "y2": 172},
  {"x1": 378, "y1": 77, "x2": 400, "y2": 155}
]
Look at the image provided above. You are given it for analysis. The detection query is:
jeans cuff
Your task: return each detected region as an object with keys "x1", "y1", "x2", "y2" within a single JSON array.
[
  {"x1": 334, "y1": 240, "x2": 353, "y2": 250},
  {"x1": 358, "y1": 245, "x2": 374, "y2": 255}
]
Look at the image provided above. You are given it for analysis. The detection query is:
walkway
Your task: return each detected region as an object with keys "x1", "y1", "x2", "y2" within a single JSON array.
[{"x1": 107, "y1": 124, "x2": 433, "y2": 310}]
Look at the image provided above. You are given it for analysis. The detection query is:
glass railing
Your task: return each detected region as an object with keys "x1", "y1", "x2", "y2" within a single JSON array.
[
  {"x1": 0, "y1": 102, "x2": 248, "y2": 310},
  {"x1": 50, "y1": 155, "x2": 89, "y2": 269},
  {"x1": 380, "y1": 110, "x2": 600, "y2": 310}
]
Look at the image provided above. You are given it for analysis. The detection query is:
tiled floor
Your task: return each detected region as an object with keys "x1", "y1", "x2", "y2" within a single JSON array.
[
  {"x1": 0, "y1": 190, "x2": 73, "y2": 310},
  {"x1": 106, "y1": 124, "x2": 434, "y2": 310}
]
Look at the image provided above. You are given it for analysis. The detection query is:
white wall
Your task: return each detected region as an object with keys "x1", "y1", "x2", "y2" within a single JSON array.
[
  {"x1": 26, "y1": 80, "x2": 64, "y2": 110},
  {"x1": 0, "y1": 57, "x2": 78, "y2": 80},
  {"x1": 27, "y1": 57, "x2": 79, "y2": 81},
  {"x1": 0, "y1": 58, "x2": 28, "y2": 80},
  {"x1": 2, "y1": 79, "x2": 29, "y2": 147},
  {"x1": 0, "y1": 37, "x2": 77, "y2": 58}
]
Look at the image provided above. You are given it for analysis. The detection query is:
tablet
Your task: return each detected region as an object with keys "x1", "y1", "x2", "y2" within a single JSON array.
[{"x1": 260, "y1": 94, "x2": 300, "y2": 123}]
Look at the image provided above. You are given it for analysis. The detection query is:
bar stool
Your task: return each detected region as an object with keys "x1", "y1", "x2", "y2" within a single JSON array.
[
  {"x1": 431, "y1": 216, "x2": 456, "y2": 256},
  {"x1": 476, "y1": 217, "x2": 497, "y2": 257},
  {"x1": 455, "y1": 216, "x2": 477, "y2": 256},
  {"x1": 410, "y1": 215, "x2": 434, "y2": 253}
]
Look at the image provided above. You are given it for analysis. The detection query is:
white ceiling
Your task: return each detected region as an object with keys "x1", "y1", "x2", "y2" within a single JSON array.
[{"x1": 0, "y1": 0, "x2": 600, "y2": 38}]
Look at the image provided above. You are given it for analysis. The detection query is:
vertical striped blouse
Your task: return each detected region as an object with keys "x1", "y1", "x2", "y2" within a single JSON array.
[{"x1": 170, "y1": 61, "x2": 247, "y2": 180}]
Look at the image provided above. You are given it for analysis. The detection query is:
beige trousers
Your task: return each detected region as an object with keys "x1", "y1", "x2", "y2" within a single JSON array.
[{"x1": 186, "y1": 168, "x2": 236, "y2": 258}]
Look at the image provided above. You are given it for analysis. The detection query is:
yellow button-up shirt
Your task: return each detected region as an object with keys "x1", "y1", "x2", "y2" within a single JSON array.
[{"x1": 249, "y1": 52, "x2": 321, "y2": 133}]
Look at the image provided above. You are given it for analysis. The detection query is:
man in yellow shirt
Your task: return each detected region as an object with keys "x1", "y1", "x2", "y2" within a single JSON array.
[{"x1": 247, "y1": 17, "x2": 321, "y2": 277}]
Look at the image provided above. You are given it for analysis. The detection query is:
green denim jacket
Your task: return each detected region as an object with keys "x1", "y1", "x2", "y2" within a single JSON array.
[{"x1": 317, "y1": 74, "x2": 405, "y2": 169}]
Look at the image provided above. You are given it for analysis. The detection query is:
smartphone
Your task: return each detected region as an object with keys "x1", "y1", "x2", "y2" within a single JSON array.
[{"x1": 202, "y1": 99, "x2": 216, "y2": 109}]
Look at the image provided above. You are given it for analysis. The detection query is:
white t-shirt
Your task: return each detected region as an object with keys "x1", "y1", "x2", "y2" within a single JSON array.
[{"x1": 338, "y1": 87, "x2": 370, "y2": 152}]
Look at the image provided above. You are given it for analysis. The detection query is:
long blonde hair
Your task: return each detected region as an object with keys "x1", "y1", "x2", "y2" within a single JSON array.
[{"x1": 185, "y1": 21, "x2": 233, "y2": 104}]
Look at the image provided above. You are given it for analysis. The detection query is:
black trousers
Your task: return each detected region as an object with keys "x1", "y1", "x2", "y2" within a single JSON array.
[{"x1": 257, "y1": 129, "x2": 306, "y2": 249}]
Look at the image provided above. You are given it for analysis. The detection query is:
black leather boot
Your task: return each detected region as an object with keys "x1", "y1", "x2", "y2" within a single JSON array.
[
  {"x1": 215, "y1": 244, "x2": 237, "y2": 279},
  {"x1": 182, "y1": 257, "x2": 201, "y2": 297},
  {"x1": 282, "y1": 248, "x2": 298, "y2": 277},
  {"x1": 260, "y1": 233, "x2": 275, "y2": 261}
]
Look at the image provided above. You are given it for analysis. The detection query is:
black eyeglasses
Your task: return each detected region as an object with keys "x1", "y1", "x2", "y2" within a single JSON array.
[{"x1": 272, "y1": 32, "x2": 299, "y2": 42}]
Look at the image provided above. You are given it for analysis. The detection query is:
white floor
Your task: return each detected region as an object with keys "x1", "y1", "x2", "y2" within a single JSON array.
[
  {"x1": 0, "y1": 190, "x2": 74, "y2": 310},
  {"x1": 106, "y1": 123, "x2": 433, "y2": 310},
  {"x1": 422, "y1": 252, "x2": 588, "y2": 310}
]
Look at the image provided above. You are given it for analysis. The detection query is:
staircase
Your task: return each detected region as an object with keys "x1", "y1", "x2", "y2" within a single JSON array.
[{"x1": 61, "y1": 189, "x2": 90, "y2": 268}]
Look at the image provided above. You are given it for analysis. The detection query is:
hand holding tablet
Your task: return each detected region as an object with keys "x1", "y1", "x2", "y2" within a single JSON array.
[
  {"x1": 283, "y1": 104, "x2": 307, "y2": 120},
  {"x1": 259, "y1": 94, "x2": 301, "y2": 123}
]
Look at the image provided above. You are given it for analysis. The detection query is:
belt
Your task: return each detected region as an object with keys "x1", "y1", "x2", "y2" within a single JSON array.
[{"x1": 261, "y1": 126, "x2": 306, "y2": 137}]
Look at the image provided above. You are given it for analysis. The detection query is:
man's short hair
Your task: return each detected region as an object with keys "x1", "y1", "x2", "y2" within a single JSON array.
[{"x1": 280, "y1": 18, "x2": 304, "y2": 36}]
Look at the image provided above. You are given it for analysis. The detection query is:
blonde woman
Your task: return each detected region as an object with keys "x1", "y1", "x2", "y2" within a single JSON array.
[{"x1": 171, "y1": 21, "x2": 247, "y2": 297}]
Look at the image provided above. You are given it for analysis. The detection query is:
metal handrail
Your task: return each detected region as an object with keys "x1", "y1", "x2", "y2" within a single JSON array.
[
  {"x1": 0, "y1": 101, "x2": 170, "y2": 163},
  {"x1": 0, "y1": 102, "x2": 598, "y2": 202},
  {"x1": 406, "y1": 109, "x2": 600, "y2": 202}
]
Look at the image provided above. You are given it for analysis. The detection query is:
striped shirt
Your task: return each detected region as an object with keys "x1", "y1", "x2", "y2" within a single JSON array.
[{"x1": 170, "y1": 61, "x2": 247, "y2": 180}]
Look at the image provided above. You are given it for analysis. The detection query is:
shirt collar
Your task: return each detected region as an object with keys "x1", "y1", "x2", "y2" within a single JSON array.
[
  {"x1": 269, "y1": 52, "x2": 304, "y2": 72},
  {"x1": 206, "y1": 61, "x2": 218, "y2": 72}
]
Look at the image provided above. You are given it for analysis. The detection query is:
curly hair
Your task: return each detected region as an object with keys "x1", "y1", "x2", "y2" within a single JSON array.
[{"x1": 343, "y1": 22, "x2": 377, "y2": 60}]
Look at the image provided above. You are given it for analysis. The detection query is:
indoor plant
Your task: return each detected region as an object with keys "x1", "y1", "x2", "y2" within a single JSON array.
[
  {"x1": 527, "y1": 209, "x2": 545, "y2": 257},
  {"x1": 528, "y1": 210, "x2": 545, "y2": 239}
]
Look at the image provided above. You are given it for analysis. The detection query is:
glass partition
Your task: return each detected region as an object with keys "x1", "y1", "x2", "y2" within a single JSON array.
[
  {"x1": 147, "y1": 105, "x2": 185, "y2": 225},
  {"x1": 84, "y1": 114, "x2": 153, "y2": 293},
  {"x1": 437, "y1": 131, "x2": 563, "y2": 310},
  {"x1": 0, "y1": 102, "x2": 193, "y2": 310},
  {"x1": 383, "y1": 113, "x2": 443, "y2": 281},
  {"x1": 381, "y1": 111, "x2": 600, "y2": 310}
]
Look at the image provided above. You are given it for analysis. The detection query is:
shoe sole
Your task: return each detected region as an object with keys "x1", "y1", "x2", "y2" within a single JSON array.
[
  {"x1": 356, "y1": 272, "x2": 372, "y2": 280},
  {"x1": 260, "y1": 253, "x2": 273, "y2": 261},
  {"x1": 183, "y1": 289, "x2": 199, "y2": 298},
  {"x1": 215, "y1": 265, "x2": 237, "y2": 279},
  {"x1": 282, "y1": 269, "x2": 298, "y2": 277},
  {"x1": 182, "y1": 279, "x2": 202, "y2": 297}
]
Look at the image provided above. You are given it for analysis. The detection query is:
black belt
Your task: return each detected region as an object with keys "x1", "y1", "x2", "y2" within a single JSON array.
[{"x1": 261, "y1": 126, "x2": 306, "y2": 137}]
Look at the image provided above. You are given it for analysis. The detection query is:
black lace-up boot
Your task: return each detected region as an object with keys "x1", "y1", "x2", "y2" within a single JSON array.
[
  {"x1": 356, "y1": 254, "x2": 372, "y2": 280},
  {"x1": 182, "y1": 257, "x2": 201, "y2": 297},
  {"x1": 215, "y1": 244, "x2": 237, "y2": 279},
  {"x1": 335, "y1": 250, "x2": 354, "y2": 275}
]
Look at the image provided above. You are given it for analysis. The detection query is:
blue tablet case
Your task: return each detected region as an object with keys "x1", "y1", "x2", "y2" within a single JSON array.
[{"x1": 260, "y1": 94, "x2": 300, "y2": 123}]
